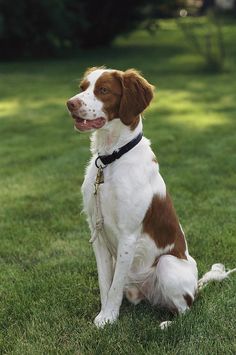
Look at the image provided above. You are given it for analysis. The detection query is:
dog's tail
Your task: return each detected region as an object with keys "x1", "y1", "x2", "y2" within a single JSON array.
[{"x1": 198, "y1": 263, "x2": 236, "y2": 290}]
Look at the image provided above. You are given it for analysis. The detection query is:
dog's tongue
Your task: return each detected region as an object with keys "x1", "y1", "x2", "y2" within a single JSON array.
[{"x1": 75, "y1": 117, "x2": 105, "y2": 131}]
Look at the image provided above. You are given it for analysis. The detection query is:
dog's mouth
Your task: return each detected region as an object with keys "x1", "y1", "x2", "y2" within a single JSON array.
[{"x1": 73, "y1": 115, "x2": 106, "y2": 131}]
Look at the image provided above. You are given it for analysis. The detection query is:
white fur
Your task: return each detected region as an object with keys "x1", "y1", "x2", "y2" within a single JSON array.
[
  {"x1": 159, "y1": 320, "x2": 173, "y2": 330},
  {"x1": 70, "y1": 69, "x2": 233, "y2": 328},
  {"x1": 76, "y1": 70, "x2": 198, "y2": 327},
  {"x1": 82, "y1": 116, "x2": 196, "y2": 328},
  {"x1": 71, "y1": 69, "x2": 113, "y2": 133}
]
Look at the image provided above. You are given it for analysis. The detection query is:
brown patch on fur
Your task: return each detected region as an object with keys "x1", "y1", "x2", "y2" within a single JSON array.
[
  {"x1": 115, "y1": 69, "x2": 154, "y2": 129},
  {"x1": 169, "y1": 231, "x2": 187, "y2": 259},
  {"x1": 80, "y1": 79, "x2": 89, "y2": 92},
  {"x1": 143, "y1": 193, "x2": 187, "y2": 260},
  {"x1": 130, "y1": 116, "x2": 140, "y2": 130},
  {"x1": 94, "y1": 71, "x2": 123, "y2": 121},
  {"x1": 183, "y1": 293, "x2": 193, "y2": 308}
]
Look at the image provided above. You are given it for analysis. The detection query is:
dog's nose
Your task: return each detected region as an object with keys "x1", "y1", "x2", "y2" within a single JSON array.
[{"x1": 67, "y1": 98, "x2": 81, "y2": 111}]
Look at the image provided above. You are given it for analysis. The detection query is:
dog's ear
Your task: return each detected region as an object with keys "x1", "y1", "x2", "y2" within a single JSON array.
[{"x1": 117, "y1": 69, "x2": 154, "y2": 126}]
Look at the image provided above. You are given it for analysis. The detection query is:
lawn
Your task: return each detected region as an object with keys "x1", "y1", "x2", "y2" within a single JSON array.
[{"x1": 0, "y1": 19, "x2": 236, "y2": 354}]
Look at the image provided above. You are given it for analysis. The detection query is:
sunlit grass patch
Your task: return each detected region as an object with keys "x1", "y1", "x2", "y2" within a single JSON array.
[{"x1": 0, "y1": 100, "x2": 20, "y2": 117}]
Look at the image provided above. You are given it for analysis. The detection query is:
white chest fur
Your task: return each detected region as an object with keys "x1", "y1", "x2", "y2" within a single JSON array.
[{"x1": 81, "y1": 137, "x2": 166, "y2": 257}]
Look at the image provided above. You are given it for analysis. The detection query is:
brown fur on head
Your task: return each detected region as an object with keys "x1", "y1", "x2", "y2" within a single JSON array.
[
  {"x1": 115, "y1": 69, "x2": 154, "y2": 127},
  {"x1": 81, "y1": 67, "x2": 154, "y2": 130}
]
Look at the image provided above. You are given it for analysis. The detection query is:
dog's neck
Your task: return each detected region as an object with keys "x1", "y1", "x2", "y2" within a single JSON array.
[{"x1": 90, "y1": 117, "x2": 143, "y2": 155}]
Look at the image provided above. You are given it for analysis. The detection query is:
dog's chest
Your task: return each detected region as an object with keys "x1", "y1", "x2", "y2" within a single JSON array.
[{"x1": 82, "y1": 159, "x2": 122, "y2": 245}]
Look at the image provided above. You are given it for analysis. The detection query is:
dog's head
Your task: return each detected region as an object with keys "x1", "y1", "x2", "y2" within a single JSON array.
[{"x1": 67, "y1": 67, "x2": 154, "y2": 132}]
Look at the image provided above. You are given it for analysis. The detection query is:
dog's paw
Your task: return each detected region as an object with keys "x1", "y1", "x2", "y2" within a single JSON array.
[
  {"x1": 159, "y1": 320, "x2": 172, "y2": 330},
  {"x1": 94, "y1": 310, "x2": 118, "y2": 328}
]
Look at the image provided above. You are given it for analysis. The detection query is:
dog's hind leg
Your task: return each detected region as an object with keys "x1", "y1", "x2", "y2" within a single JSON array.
[{"x1": 140, "y1": 254, "x2": 197, "y2": 330}]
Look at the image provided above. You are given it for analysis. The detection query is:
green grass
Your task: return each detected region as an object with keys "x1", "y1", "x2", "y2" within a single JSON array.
[{"x1": 0, "y1": 19, "x2": 236, "y2": 354}]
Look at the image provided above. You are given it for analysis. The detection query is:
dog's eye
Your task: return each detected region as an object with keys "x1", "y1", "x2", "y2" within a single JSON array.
[
  {"x1": 80, "y1": 86, "x2": 85, "y2": 92},
  {"x1": 99, "y1": 87, "x2": 109, "y2": 95}
]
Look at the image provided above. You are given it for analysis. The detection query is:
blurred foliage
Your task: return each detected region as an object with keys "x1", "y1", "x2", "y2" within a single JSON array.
[
  {"x1": 0, "y1": 0, "x2": 184, "y2": 59},
  {"x1": 177, "y1": 8, "x2": 226, "y2": 72}
]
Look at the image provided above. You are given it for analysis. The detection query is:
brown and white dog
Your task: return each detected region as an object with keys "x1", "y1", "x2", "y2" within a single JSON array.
[{"x1": 67, "y1": 67, "x2": 234, "y2": 328}]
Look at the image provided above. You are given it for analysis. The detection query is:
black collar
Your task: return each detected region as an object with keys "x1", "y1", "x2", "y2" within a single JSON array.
[{"x1": 95, "y1": 132, "x2": 143, "y2": 168}]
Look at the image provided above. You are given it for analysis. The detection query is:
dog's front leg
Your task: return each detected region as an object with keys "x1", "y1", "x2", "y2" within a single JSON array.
[
  {"x1": 93, "y1": 236, "x2": 113, "y2": 312},
  {"x1": 94, "y1": 233, "x2": 137, "y2": 328}
]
